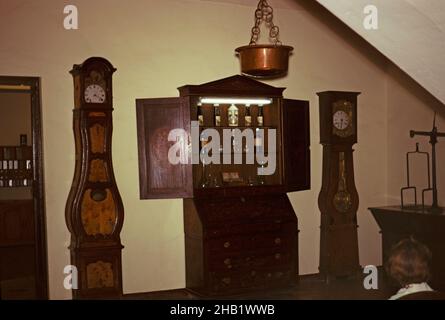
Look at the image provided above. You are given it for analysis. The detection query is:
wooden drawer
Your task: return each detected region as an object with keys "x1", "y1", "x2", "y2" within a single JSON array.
[
  {"x1": 208, "y1": 267, "x2": 293, "y2": 294},
  {"x1": 206, "y1": 221, "x2": 286, "y2": 238},
  {"x1": 197, "y1": 194, "x2": 295, "y2": 224},
  {"x1": 250, "y1": 233, "x2": 293, "y2": 250},
  {"x1": 208, "y1": 232, "x2": 292, "y2": 254},
  {"x1": 208, "y1": 249, "x2": 292, "y2": 272}
]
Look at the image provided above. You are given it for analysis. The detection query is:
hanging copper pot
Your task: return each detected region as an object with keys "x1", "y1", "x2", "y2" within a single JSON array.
[
  {"x1": 235, "y1": 0, "x2": 293, "y2": 78},
  {"x1": 235, "y1": 44, "x2": 293, "y2": 78}
]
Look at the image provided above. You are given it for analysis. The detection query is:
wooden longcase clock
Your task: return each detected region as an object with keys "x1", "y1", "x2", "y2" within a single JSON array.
[
  {"x1": 317, "y1": 91, "x2": 360, "y2": 279},
  {"x1": 66, "y1": 57, "x2": 124, "y2": 299}
]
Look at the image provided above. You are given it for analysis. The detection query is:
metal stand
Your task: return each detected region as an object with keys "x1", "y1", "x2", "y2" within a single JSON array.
[
  {"x1": 410, "y1": 113, "x2": 445, "y2": 214},
  {"x1": 401, "y1": 143, "x2": 431, "y2": 210}
]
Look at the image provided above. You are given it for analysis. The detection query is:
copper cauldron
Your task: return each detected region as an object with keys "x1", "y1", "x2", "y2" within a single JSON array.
[{"x1": 235, "y1": 44, "x2": 293, "y2": 78}]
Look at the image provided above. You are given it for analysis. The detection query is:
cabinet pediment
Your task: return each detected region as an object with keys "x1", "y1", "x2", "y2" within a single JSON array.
[{"x1": 178, "y1": 75, "x2": 285, "y2": 97}]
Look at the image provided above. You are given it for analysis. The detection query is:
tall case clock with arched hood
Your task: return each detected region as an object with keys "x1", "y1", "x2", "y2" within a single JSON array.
[
  {"x1": 317, "y1": 91, "x2": 361, "y2": 279},
  {"x1": 66, "y1": 57, "x2": 124, "y2": 299}
]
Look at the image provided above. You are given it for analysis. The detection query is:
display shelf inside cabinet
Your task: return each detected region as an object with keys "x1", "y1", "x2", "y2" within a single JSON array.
[{"x1": 136, "y1": 75, "x2": 310, "y2": 296}]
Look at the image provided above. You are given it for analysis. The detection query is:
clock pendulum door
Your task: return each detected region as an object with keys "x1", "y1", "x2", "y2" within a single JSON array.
[
  {"x1": 333, "y1": 152, "x2": 352, "y2": 213},
  {"x1": 66, "y1": 57, "x2": 124, "y2": 299},
  {"x1": 317, "y1": 91, "x2": 361, "y2": 280}
]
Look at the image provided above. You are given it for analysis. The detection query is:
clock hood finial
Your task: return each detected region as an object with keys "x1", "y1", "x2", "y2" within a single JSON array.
[{"x1": 69, "y1": 57, "x2": 116, "y2": 75}]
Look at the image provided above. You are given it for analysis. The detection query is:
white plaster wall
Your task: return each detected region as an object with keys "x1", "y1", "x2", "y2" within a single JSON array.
[{"x1": 0, "y1": 0, "x2": 402, "y2": 298}]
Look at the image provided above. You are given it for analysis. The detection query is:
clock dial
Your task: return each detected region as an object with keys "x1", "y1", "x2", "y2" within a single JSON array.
[
  {"x1": 84, "y1": 84, "x2": 106, "y2": 103},
  {"x1": 333, "y1": 110, "x2": 350, "y2": 130}
]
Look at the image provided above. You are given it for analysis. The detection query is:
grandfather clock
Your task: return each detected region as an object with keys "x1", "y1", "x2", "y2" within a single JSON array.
[
  {"x1": 317, "y1": 91, "x2": 360, "y2": 279},
  {"x1": 66, "y1": 57, "x2": 124, "y2": 299}
]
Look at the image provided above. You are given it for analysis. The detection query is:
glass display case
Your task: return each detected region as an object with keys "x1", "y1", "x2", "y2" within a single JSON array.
[{"x1": 136, "y1": 75, "x2": 310, "y2": 296}]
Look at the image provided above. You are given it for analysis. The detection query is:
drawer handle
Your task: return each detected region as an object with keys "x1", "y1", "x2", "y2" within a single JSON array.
[
  {"x1": 224, "y1": 241, "x2": 231, "y2": 248},
  {"x1": 274, "y1": 238, "x2": 282, "y2": 245},
  {"x1": 251, "y1": 270, "x2": 257, "y2": 277},
  {"x1": 222, "y1": 277, "x2": 231, "y2": 285},
  {"x1": 275, "y1": 272, "x2": 284, "y2": 278},
  {"x1": 224, "y1": 258, "x2": 231, "y2": 265},
  {"x1": 275, "y1": 253, "x2": 281, "y2": 260}
]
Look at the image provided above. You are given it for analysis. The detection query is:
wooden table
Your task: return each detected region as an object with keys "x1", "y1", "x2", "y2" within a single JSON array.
[{"x1": 369, "y1": 206, "x2": 445, "y2": 290}]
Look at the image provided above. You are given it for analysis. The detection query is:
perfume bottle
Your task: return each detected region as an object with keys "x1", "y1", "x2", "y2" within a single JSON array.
[
  {"x1": 257, "y1": 105, "x2": 264, "y2": 127},
  {"x1": 199, "y1": 163, "x2": 208, "y2": 188},
  {"x1": 255, "y1": 128, "x2": 263, "y2": 151},
  {"x1": 200, "y1": 135, "x2": 209, "y2": 149},
  {"x1": 197, "y1": 103, "x2": 204, "y2": 126},
  {"x1": 199, "y1": 148, "x2": 209, "y2": 188},
  {"x1": 213, "y1": 174, "x2": 221, "y2": 188},
  {"x1": 228, "y1": 104, "x2": 239, "y2": 127},
  {"x1": 206, "y1": 166, "x2": 214, "y2": 188},
  {"x1": 257, "y1": 159, "x2": 266, "y2": 185},
  {"x1": 214, "y1": 104, "x2": 221, "y2": 126},
  {"x1": 247, "y1": 174, "x2": 256, "y2": 186},
  {"x1": 245, "y1": 105, "x2": 252, "y2": 127}
]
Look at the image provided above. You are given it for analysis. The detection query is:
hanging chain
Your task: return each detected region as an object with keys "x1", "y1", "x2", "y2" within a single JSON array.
[{"x1": 249, "y1": 0, "x2": 281, "y2": 46}]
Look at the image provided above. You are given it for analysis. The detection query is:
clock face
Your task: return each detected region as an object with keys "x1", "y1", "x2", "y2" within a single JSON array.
[
  {"x1": 84, "y1": 84, "x2": 106, "y2": 103},
  {"x1": 332, "y1": 100, "x2": 354, "y2": 138},
  {"x1": 333, "y1": 110, "x2": 350, "y2": 130}
]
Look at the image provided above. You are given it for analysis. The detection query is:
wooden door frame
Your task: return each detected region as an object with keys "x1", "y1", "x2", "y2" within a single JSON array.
[{"x1": 0, "y1": 76, "x2": 48, "y2": 299}]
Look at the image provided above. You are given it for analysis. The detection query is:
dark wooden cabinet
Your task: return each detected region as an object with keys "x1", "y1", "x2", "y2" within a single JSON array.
[
  {"x1": 136, "y1": 75, "x2": 310, "y2": 296},
  {"x1": 184, "y1": 193, "x2": 298, "y2": 295},
  {"x1": 0, "y1": 145, "x2": 36, "y2": 298}
]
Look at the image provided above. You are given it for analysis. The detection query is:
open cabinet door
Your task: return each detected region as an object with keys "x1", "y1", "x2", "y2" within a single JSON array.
[
  {"x1": 136, "y1": 97, "x2": 192, "y2": 199},
  {"x1": 282, "y1": 99, "x2": 310, "y2": 192}
]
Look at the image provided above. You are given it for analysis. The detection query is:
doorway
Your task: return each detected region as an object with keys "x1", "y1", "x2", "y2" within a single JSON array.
[{"x1": 0, "y1": 76, "x2": 48, "y2": 299}]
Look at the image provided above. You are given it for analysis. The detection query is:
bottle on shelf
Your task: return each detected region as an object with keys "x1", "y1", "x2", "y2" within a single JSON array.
[
  {"x1": 245, "y1": 105, "x2": 252, "y2": 127},
  {"x1": 214, "y1": 104, "x2": 221, "y2": 127},
  {"x1": 247, "y1": 173, "x2": 256, "y2": 186},
  {"x1": 199, "y1": 164, "x2": 208, "y2": 188},
  {"x1": 257, "y1": 159, "x2": 266, "y2": 185},
  {"x1": 199, "y1": 144, "x2": 208, "y2": 188},
  {"x1": 213, "y1": 174, "x2": 221, "y2": 188},
  {"x1": 228, "y1": 104, "x2": 239, "y2": 127},
  {"x1": 200, "y1": 135, "x2": 209, "y2": 151},
  {"x1": 255, "y1": 128, "x2": 263, "y2": 151},
  {"x1": 205, "y1": 165, "x2": 214, "y2": 188},
  {"x1": 197, "y1": 103, "x2": 204, "y2": 126},
  {"x1": 257, "y1": 105, "x2": 264, "y2": 127}
]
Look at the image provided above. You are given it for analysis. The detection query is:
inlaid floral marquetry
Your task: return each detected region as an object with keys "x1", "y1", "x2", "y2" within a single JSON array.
[
  {"x1": 89, "y1": 123, "x2": 106, "y2": 154},
  {"x1": 89, "y1": 159, "x2": 108, "y2": 182},
  {"x1": 81, "y1": 188, "x2": 116, "y2": 236},
  {"x1": 86, "y1": 261, "x2": 114, "y2": 289}
]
